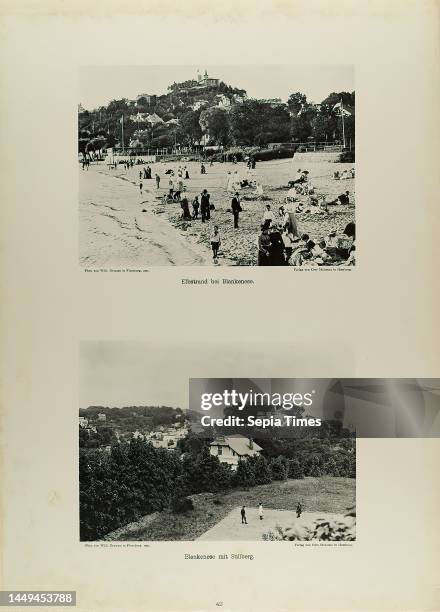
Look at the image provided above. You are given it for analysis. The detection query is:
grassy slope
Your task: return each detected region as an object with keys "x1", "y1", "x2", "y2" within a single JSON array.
[{"x1": 115, "y1": 476, "x2": 355, "y2": 541}]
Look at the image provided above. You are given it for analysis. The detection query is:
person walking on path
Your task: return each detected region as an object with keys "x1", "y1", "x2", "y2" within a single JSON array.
[
  {"x1": 241, "y1": 506, "x2": 247, "y2": 525},
  {"x1": 155, "y1": 173, "x2": 160, "y2": 189},
  {"x1": 210, "y1": 225, "x2": 221, "y2": 262},
  {"x1": 258, "y1": 503, "x2": 264, "y2": 521},
  {"x1": 296, "y1": 502, "x2": 302, "y2": 518},
  {"x1": 139, "y1": 181, "x2": 143, "y2": 195},
  {"x1": 231, "y1": 192, "x2": 241, "y2": 229}
]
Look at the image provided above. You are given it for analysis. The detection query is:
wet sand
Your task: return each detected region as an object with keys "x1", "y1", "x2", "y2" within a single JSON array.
[{"x1": 79, "y1": 166, "x2": 210, "y2": 267}]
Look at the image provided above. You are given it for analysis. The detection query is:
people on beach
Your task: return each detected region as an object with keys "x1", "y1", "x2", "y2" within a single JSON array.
[
  {"x1": 282, "y1": 228, "x2": 295, "y2": 264},
  {"x1": 296, "y1": 502, "x2": 302, "y2": 518},
  {"x1": 180, "y1": 197, "x2": 192, "y2": 220},
  {"x1": 192, "y1": 196, "x2": 200, "y2": 220},
  {"x1": 241, "y1": 506, "x2": 247, "y2": 524},
  {"x1": 200, "y1": 189, "x2": 210, "y2": 222},
  {"x1": 185, "y1": 168, "x2": 190, "y2": 179},
  {"x1": 258, "y1": 503, "x2": 264, "y2": 521},
  {"x1": 258, "y1": 227, "x2": 271, "y2": 265},
  {"x1": 268, "y1": 225, "x2": 285, "y2": 265},
  {"x1": 200, "y1": 163, "x2": 206, "y2": 175},
  {"x1": 262, "y1": 204, "x2": 275, "y2": 230},
  {"x1": 210, "y1": 226, "x2": 221, "y2": 261},
  {"x1": 139, "y1": 182, "x2": 143, "y2": 195},
  {"x1": 231, "y1": 192, "x2": 241, "y2": 229},
  {"x1": 155, "y1": 174, "x2": 160, "y2": 189}
]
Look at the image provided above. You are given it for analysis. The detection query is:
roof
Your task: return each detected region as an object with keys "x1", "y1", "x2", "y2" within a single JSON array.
[{"x1": 210, "y1": 435, "x2": 262, "y2": 457}]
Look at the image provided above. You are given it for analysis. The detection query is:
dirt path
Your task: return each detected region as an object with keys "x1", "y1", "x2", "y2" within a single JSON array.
[
  {"x1": 197, "y1": 507, "x2": 345, "y2": 541},
  {"x1": 79, "y1": 166, "x2": 212, "y2": 267}
]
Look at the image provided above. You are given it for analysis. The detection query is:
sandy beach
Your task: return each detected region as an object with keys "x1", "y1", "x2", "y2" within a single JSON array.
[{"x1": 79, "y1": 158, "x2": 355, "y2": 267}]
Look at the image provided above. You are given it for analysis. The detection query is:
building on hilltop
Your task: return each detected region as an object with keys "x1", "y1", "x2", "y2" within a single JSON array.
[
  {"x1": 98, "y1": 413, "x2": 106, "y2": 422},
  {"x1": 197, "y1": 69, "x2": 220, "y2": 88},
  {"x1": 209, "y1": 435, "x2": 262, "y2": 470}
]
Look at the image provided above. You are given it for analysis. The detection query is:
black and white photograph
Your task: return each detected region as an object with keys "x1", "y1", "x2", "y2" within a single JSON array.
[
  {"x1": 79, "y1": 342, "x2": 356, "y2": 542},
  {"x1": 79, "y1": 65, "x2": 355, "y2": 267}
]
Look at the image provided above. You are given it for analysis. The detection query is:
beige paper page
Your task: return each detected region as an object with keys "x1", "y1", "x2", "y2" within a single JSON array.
[{"x1": 1, "y1": 1, "x2": 439, "y2": 611}]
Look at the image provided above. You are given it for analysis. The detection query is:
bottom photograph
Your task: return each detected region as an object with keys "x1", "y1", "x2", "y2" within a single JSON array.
[{"x1": 79, "y1": 342, "x2": 356, "y2": 542}]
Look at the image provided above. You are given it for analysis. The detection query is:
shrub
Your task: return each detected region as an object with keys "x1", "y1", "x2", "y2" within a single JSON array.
[
  {"x1": 253, "y1": 147, "x2": 295, "y2": 161},
  {"x1": 270, "y1": 456, "x2": 288, "y2": 481},
  {"x1": 288, "y1": 458, "x2": 305, "y2": 479},
  {"x1": 171, "y1": 497, "x2": 194, "y2": 514},
  {"x1": 233, "y1": 458, "x2": 256, "y2": 487},
  {"x1": 339, "y1": 150, "x2": 355, "y2": 163}
]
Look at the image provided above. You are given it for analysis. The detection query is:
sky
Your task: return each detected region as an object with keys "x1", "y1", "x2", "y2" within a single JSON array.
[
  {"x1": 80, "y1": 341, "x2": 336, "y2": 409},
  {"x1": 80, "y1": 65, "x2": 354, "y2": 110},
  {"x1": 80, "y1": 342, "x2": 192, "y2": 408}
]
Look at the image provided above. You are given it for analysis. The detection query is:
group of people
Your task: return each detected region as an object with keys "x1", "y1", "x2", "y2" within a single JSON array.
[
  {"x1": 257, "y1": 202, "x2": 355, "y2": 266},
  {"x1": 139, "y1": 166, "x2": 153, "y2": 180},
  {"x1": 134, "y1": 158, "x2": 356, "y2": 267},
  {"x1": 334, "y1": 168, "x2": 355, "y2": 180},
  {"x1": 240, "y1": 502, "x2": 303, "y2": 525}
]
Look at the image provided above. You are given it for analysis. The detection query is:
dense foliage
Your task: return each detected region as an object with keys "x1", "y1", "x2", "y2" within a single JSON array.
[
  {"x1": 78, "y1": 78, "x2": 355, "y2": 154},
  {"x1": 79, "y1": 417, "x2": 355, "y2": 540}
]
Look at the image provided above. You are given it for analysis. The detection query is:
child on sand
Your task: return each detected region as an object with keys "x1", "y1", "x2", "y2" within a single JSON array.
[
  {"x1": 258, "y1": 503, "x2": 264, "y2": 520},
  {"x1": 210, "y1": 226, "x2": 221, "y2": 262}
]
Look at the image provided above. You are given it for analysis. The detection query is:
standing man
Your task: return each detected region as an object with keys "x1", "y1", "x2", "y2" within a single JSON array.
[
  {"x1": 296, "y1": 502, "x2": 302, "y2": 518},
  {"x1": 231, "y1": 192, "x2": 241, "y2": 229},
  {"x1": 155, "y1": 173, "x2": 160, "y2": 189},
  {"x1": 200, "y1": 189, "x2": 210, "y2": 223},
  {"x1": 258, "y1": 503, "x2": 264, "y2": 521},
  {"x1": 241, "y1": 506, "x2": 247, "y2": 525},
  {"x1": 192, "y1": 196, "x2": 200, "y2": 220}
]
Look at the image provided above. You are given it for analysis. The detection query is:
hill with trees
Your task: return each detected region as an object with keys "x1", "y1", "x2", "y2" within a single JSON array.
[{"x1": 78, "y1": 76, "x2": 355, "y2": 155}]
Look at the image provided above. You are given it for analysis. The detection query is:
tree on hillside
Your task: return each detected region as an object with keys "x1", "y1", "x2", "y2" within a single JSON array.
[
  {"x1": 181, "y1": 447, "x2": 232, "y2": 493},
  {"x1": 288, "y1": 458, "x2": 305, "y2": 479},
  {"x1": 199, "y1": 107, "x2": 231, "y2": 146},
  {"x1": 248, "y1": 454, "x2": 272, "y2": 485},
  {"x1": 179, "y1": 109, "x2": 203, "y2": 146},
  {"x1": 233, "y1": 458, "x2": 256, "y2": 487},
  {"x1": 270, "y1": 456, "x2": 288, "y2": 480},
  {"x1": 287, "y1": 92, "x2": 307, "y2": 116}
]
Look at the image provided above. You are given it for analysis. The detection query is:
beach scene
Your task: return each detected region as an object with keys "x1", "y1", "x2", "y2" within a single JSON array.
[{"x1": 79, "y1": 66, "x2": 355, "y2": 267}]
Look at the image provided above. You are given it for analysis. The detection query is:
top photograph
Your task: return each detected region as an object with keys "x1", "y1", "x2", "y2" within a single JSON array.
[{"x1": 79, "y1": 65, "x2": 355, "y2": 268}]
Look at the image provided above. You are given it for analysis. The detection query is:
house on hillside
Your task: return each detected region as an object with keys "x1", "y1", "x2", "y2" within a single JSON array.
[
  {"x1": 215, "y1": 94, "x2": 231, "y2": 109},
  {"x1": 79, "y1": 417, "x2": 88, "y2": 428},
  {"x1": 209, "y1": 435, "x2": 262, "y2": 470},
  {"x1": 130, "y1": 112, "x2": 150, "y2": 123},
  {"x1": 191, "y1": 99, "x2": 209, "y2": 111},
  {"x1": 146, "y1": 113, "x2": 164, "y2": 126},
  {"x1": 98, "y1": 413, "x2": 106, "y2": 421}
]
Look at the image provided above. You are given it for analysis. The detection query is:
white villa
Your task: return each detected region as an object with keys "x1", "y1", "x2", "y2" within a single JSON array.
[{"x1": 209, "y1": 435, "x2": 262, "y2": 470}]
